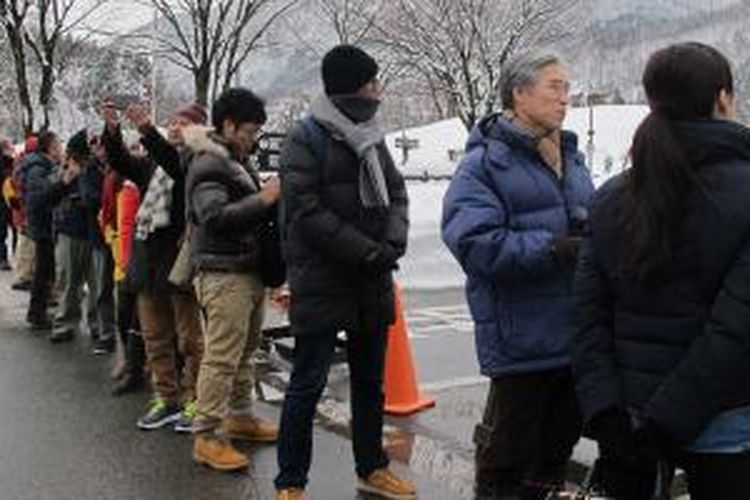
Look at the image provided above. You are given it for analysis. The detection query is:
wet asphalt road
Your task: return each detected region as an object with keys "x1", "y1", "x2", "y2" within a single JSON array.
[{"x1": 0, "y1": 273, "x2": 466, "y2": 500}]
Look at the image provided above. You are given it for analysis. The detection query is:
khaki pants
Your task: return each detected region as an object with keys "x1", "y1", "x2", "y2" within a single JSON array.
[
  {"x1": 12, "y1": 232, "x2": 35, "y2": 284},
  {"x1": 193, "y1": 271, "x2": 265, "y2": 432},
  {"x1": 54, "y1": 234, "x2": 93, "y2": 331},
  {"x1": 137, "y1": 291, "x2": 204, "y2": 404}
]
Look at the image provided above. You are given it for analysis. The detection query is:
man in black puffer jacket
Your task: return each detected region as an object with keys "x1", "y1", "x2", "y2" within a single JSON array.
[
  {"x1": 186, "y1": 88, "x2": 280, "y2": 472},
  {"x1": 274, "y1": 45, "x2": 412, "y2": 500}
]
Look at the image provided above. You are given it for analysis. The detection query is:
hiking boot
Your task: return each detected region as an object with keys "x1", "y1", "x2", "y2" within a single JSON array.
[
  {"x1": 174, "y1": 400, "x2": 197, "y2": 434},
  {"x1": 92, "y1": 336, "x2": 116, "y2": 356},
  {"x1": 136, "y1": 394, "x2": 181, "y2": 430},
  {"x1": 358, "y1": 468, "x2": 416, "y2": 499},
  {"x1": 111, "y1": 371, "x2": 145, "y2": 396},
  {"x1": 49, "y1": 326, "x2": 75, "y2": 343},
  {"x1": 27, "y1": 314, "x2": 52, "y2": 331},
  {"x1": 276, "y1": 488, "x2": 306, "y2": 500},
  {"x1": 112, "y1": 331, "x2": 146, "y2": 396},
  {"x1": 224, "y1": 414, "x2": 278, "y2": 442},
  {"x1": 193, "y1": 432, "x2": 249, "y2": 471}
]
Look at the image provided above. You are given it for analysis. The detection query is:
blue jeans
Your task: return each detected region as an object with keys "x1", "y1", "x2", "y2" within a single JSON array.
[{"x1": 275, "y1": 326, "x2": 390, "y2": 489}]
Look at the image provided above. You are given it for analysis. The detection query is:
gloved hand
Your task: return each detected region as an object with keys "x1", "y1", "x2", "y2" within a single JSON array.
[
  {"x1": 633, "y1": 418, "x2": 678, "y2": 461},
  {"x1": 588, "y1": 409, "x2": 637, "y2": 457},
  {"x1": 553, "y1": 236, "x2": 583, "y2": 263},
  {"x1": 362, "y1": 243, "x2": 399, "y2": 274}
]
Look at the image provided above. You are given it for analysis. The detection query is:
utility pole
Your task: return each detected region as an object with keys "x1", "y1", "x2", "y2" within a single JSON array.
[{"x1": 586, "y1": 91, "x2": 595, "y2": 170}]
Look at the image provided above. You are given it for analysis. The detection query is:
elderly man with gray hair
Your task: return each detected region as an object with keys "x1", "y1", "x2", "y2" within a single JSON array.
[{"x1": 441, "y1": 51, "x2": 595, "y2": 498}]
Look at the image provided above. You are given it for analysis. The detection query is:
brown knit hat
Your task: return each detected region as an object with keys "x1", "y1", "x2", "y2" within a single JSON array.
[{"x1": 173, "y1": 103, "x2": 208, "y2": 125}]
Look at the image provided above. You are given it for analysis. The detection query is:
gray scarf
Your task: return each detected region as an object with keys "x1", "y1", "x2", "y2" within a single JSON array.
[{"x1": 309, "y1": 94, "x2": 390, "y2": 208}]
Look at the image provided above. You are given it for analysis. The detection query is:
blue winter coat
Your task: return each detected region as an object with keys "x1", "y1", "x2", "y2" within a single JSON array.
[
  {"x1": 441, "y1": 114, "x2": 595, "y2": 377},
  {"x1": 22, "y1": 153, "x2": 72, "y2": 242}
]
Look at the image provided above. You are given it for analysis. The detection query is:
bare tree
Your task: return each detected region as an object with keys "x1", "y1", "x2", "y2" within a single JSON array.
[
  {"x1": 1, "y1": 0, "x2": 107, "y2": 132},
  {"x1": 370, "y1": 0, "x2": 582, "y2": 131},
  {"x1": 0, "y1": 0, "x2": 35, "y2": 134},
  {"x1": 315, "y1": 0, "x2": 382, "y2": 46},
  {"x1": 143, "y1": 0, "x2": 298, "y2": 106}
]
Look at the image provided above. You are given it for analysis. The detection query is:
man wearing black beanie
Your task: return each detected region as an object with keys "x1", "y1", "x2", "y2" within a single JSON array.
[{"x1": 274, "y1": 45, "x2": 414, "y2": 500}]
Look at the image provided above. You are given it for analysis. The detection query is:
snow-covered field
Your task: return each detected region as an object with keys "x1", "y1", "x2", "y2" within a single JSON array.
[{"x1": 397, "y1": 105, "x2": 649, "y2": 290}]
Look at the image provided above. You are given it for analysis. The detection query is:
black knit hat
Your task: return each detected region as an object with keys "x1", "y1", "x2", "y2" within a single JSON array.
[
  {"x1": 66, "y1": 129, "x2": 91, "y2": 161},
  {"x1": 322, "y1": 45, "x2": 379, "y2": 96}
]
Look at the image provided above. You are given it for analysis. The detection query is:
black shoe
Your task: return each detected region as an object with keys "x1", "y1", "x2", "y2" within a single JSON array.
[
  {"x1": 49, "y1": 327, "x2": 75, "y2": 343},
  {"x1": 92, "y1": 336, "x2": 116, "y2": 355},
  {"x1": 111, "y1": 371, "x2": 145, "y2": 396},
  {"x1": 27, "y1": 315, "x2": 53, "y2": 331},
  {"x1": 11, "y1": 280, "x2": 32, "y2": 291},
  {"x1": 0, "y1": 260, "x2": 10, "y2": 271}
]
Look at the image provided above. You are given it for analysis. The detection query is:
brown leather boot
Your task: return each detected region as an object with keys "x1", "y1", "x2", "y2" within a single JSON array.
[
  {"x1": 275, "y1": 488, "x2": 306, "y2": 500},
  {"x1": 357, "y1": 468, "x2": 416, "y2": 499},
  {"x1": 224, "y1": 414, "x2": 278, "y2": 442},
  {"x1": 193, "y1": 432, "x2": 249, "y2": 471}
]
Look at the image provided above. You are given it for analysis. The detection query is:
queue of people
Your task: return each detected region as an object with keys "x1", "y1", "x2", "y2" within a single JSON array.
[{"x1": 1, "y1": 40, "x2": 749, "y2": 500}]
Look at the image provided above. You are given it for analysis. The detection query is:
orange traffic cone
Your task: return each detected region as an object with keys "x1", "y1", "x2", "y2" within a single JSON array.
[{"x1": 384, "y1": 282, "x2": 435, "y2": 416}]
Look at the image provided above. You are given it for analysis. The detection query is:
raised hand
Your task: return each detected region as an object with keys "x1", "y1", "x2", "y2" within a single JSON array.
[
  {"x1": 125, "y1": 102, "x2": 152, "y2": 131},
  {"x1": 100, "y1": 101, "x2": 120, "y2": 133}
]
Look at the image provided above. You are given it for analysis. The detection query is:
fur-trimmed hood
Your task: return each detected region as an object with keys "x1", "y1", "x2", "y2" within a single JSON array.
[{"x1": 181, "y1": 125, "x2": 231, "y2": 159}]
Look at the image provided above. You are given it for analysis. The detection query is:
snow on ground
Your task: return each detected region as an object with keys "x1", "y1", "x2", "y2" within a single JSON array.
[
  {"x1": 398, "y1": 105, "x2": 650, "y2": 290},
  {"x1": 564, "y1": 105, "x2": 649, "y2": 186},
  {"x1": 385, "y1": 118, "x2": 468, "y2": 177}
]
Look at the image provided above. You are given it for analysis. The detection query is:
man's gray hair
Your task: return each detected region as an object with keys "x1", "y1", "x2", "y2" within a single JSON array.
[{"x1": 500, "y1": 50, "x2": 566, "y2": 110}]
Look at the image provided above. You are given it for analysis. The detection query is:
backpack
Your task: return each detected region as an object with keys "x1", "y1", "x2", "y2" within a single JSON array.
[{"x1": 300, "y1": 117, "x2": 328, "y2": 164}]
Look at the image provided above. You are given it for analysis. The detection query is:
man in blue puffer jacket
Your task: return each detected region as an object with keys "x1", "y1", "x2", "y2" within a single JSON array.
[{"x1": 441, "y1": 51, "x2": 595, "y2": 499}]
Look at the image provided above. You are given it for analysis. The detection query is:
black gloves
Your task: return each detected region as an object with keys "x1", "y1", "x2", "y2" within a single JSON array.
[
  {"x1": 362, "y1": 243, "x2": 400, "y2": 274},
  {"x1": 553, "y1": 236, "x2": 583, "y2": 263},
  {"x1": 588, "y1": 408, "x2": 637, "y2": 457},
  {"x1": 589, "y1": 409, "x2": 677, "y2": 461}
]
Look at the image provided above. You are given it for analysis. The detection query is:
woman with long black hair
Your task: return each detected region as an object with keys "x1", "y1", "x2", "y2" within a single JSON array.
[{"x1": 574, "y1": 42, "x2": 750, "y2": 498}]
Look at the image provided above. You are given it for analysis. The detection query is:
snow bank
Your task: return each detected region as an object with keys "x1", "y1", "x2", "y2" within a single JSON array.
[{"x1": 398, "y1": 105, "x2": 650, "y2": 290}]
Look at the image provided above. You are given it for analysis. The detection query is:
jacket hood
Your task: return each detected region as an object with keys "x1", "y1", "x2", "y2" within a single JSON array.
[
  {"x1": 21, "y1": 152, "x2": 54, "y2": 169},
  {"x1": 673, "y1": 119, "x2": 750, "y2": 167},
  {"x1": 466, "y1": 113, "x2": 579, "y2": 157},
  {"x1": 182, "y1": 125, "x2": 230, "y2": 159}
]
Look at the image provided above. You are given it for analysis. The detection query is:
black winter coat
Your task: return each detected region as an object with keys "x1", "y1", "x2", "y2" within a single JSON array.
[
  {"x1": 280, "y1": 119, "x2": 409, "y2": 335},
  {"x1": 573, "y1": 119, "x2": 750, "y2": 444},
  {"x1": 102, "y1": 125, "x2": 185, "y2": 294},
  {"x1": 184, "y1": 127, "x2": 268, "y2": 273}
]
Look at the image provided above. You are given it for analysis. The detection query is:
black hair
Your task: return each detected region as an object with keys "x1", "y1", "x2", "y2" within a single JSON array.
[
  {"x1": 36, "y1": 131, "x2": 59, "y2": 155},
  {"x1": 620, "y1": 42, "x2": 733, "y2": 281},
  {"x1": 211, "y1": 88, "x2": 267, "y2": 133}
]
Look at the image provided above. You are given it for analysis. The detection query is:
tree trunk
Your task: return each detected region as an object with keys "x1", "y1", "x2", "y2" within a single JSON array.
[
  {"x1": 194, "y1": 67, "x2": 210, "y2": 107},
  {"x1": 38, "y1": 63, "x2": 55, "y2": 131},
  {"x1": 6, "y1": 30, "x2": 35, "y2": 135}
]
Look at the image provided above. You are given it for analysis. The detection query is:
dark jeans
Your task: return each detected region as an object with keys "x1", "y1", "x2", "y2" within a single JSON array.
[
  {"x1": 275, "y1": 326, "x2": 390, "y2": 489},
  {"x1": 116, "y1": 285, "x2": 139, "y2": 346},
  {"x1": 28, "y1": 238, "x2": 54, "y2": 319},
  {"x1": 0, "y1": 204, "x2": 8, "y2": 262},
  {"x1": 596, "y1": 450, "x2": 750, "y2": 500},
  {"x1": 90, "y1": 246, "x2": 116, "y2": 340},
  {"x1": 474, "y1": 369, "x2": 582, "y2": 498},
  {"x1": 682, "y1": 452, "x2": 750, "y2": 499}
]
